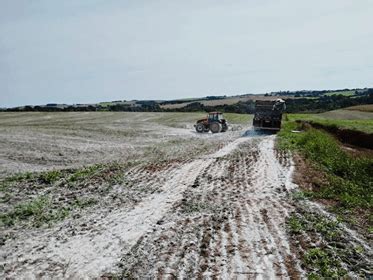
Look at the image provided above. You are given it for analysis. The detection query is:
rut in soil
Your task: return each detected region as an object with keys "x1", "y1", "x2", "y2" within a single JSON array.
[
  {"x1": 1, "y1": 135, "x2": 302, "y2": 279},
  {"x1": 116, "y1": 135, "x2": 303, "y2": 279}
]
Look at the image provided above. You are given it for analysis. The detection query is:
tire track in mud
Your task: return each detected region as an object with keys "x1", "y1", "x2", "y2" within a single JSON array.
[
  {"x1": 117, "y1": 135, "x2": 304, "y2": 279},
  {"x1": 1, "y1": 160, "x2": 189, "y2": 278},
  {"x1": 0, "y1": 136, "x2": 251, "y2": 279}
]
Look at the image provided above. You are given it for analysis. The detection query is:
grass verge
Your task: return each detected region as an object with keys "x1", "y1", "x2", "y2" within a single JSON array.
[
  {"x1": 279, "y1": 118, "x2": 373, "y2": 277},
  {"x1": 278, "y1": 121, "x2": 372, "y2": 211},
  {"x1": 285, "y1": 113, "x2": 373, "y2": 133}
]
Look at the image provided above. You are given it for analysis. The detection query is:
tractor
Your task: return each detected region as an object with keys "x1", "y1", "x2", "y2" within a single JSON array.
[{"x1": 194, "y1": 112, "x2": 228, "y2": 133}]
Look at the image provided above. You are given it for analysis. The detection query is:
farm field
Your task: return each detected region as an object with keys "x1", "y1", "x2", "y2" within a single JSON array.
[
  {"x1": 346, "y1": 104, "x2": 373, "y2": 113},
  {"x1": 0, "y1": 111, "x2": 371, "y2": 279},
  {"x1": 160, "y1": 95, "x2": 297, "y2": 110},
  {"x1": 0, "y1": 112, "x2": 251, "y2": 178},
  {"x1": 323, "y1": 90, "x2": 355, "y2": 96},
  {"x1": 159, "y1": 89, "x2": 367, "y2": 110},
  {"x1": 285, "y1": 110, "x2": 373, "y2": 133}
]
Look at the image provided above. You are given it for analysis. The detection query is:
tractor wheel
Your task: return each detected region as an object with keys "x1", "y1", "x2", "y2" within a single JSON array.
[
  {"x1": 210, "y1": 122, "x2": 222, "y2": 133},
  {"x1": 221, "y1": 124, "x2": 228, "y2": 132},
  {"x1": 195, "y1": 123, "x2": 205, "y2": 133}
]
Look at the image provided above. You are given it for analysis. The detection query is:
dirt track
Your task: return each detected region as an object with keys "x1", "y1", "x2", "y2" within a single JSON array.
[
  {"x1": 1, "y1": 133, "x2": 307, "y2": 279},
  {"x1": 116, "y1": 135, "x2": 303, "y2": 279}
]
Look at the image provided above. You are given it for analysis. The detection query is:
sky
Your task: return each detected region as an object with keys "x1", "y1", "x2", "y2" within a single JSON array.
[{"x1": 1, "y1": 0, "x2": 373, "y2": 107}]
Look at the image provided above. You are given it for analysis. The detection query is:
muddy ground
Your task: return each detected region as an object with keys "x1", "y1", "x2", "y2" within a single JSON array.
[{"x1": 0, "y1": 112, "x2": 371, "y2": 279}]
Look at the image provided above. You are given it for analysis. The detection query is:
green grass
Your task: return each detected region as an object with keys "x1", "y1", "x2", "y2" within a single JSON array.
[
  {"x1": 65, "y1": 162, "x2": 133, "y2": 186},
  {"x1": 39, "y1": 170, "x2": 62, "y2": 184},
  {"x1": 278, "y1": 121, "x2": 372, "y2": 209},
  {"x1": 0, "y1": 195, "x2": 99, "y2": 228},
  {"x1": 285, "y1": 113, "x2": 373, "y2": 133},
  {"x1": 98, "y1": 101, "x2": 128, "y2": 107},
  {"x1": 223, "y1": 113, "x2": 252, "y2": 124},
  {"x1": 323, "y1": 90, "x2": 355, "y2": 97},
  {"x1": 0, "y1": 161, "x2": 134, "y2": 228},
  {"x1": 68, "y1": 165, "x2": 102, "y2": 182},
  {"x1": 304, "y1": 248, "x2": 346, "y2": 279},
  {"x1": 280, "y1": 116, "x2": 372, "y2": 273},
  {"x1": 288, "y1": 214, "x2": 305, "y2": 234},
  {"x1": 0, "y1": 172, "x2": 33, "y2": 192},
  {"x1": 278, "y1": 112, "x2": 373, "y2": 279},
  {"x1": 287, "y1": 210, "x2": 370, "y2": 278},
  {"x1": 288, "y1": 211, "x2": 342, "y2": 240},
  {"x1": 314, "y1": 119, "x2": 373, "y2": 133},
  {"x1": 0, "y1": 196, "x2": 69, "y2": 227}
]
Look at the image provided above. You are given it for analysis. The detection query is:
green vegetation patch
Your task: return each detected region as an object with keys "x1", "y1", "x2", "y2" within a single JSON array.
[
  {"x1": 278, "y1": 121, "x2": 373, "y2": 210},
  {"x1": 64, "y1": 162, "x2": 134, "y2": 186},
  {"x1": 287, "y1": 208, "x2": 371, "y2": 279},
  {"x1": 282, "y1": 117, "x2": 373, "y2": 278},
  {"x1": 0, "y1": 172, "x2": 33, "y2": 192},
  {"x1": 68, "y1": 165, "x2": 102, "y2": 182},
  {"x1": 313, "y1": 118, "x2": 373, "y2": 134},
  {"x1": 0, "y1": 196, "x2": 69, "y2": 227},
  {"x1": 39, "y1": 170, "x2": 62, "y2": 184},
  {"x1": 0, "y1": 195, "x2": 99, "y2": 228},
  {"x1": 323, "y1": 90, "x2": 355, "y2": 97},
  {"x1": 285, "y1": 113, "x2": 373, "y2": 133},
  {"x1": 304, "y1": 248, "x2": 346, "y2": 279},
  {"x1": 0, "y1": 161, "x2": 135, "y2": 228}
]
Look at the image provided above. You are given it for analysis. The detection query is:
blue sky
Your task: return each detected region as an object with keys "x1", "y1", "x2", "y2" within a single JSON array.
[{"x1": 1, "y1": 0, "x2": 372, "y2": 107}]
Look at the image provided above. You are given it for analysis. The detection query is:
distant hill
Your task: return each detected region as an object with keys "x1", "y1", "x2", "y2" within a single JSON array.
[
  {"x1": 2, "y1": 88, "x2": 372, "y2": 114},
  {"x1": 345, "y1": 104, "x2": 373, "y2": 113}
]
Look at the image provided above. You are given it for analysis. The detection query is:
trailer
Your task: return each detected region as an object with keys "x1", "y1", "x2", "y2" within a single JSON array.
[{"x1": 252, "y1": 99, "x2": 286, "y2": 131}]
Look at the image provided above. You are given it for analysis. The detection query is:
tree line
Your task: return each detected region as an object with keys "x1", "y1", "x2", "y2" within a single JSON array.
[{"x1": 2, "y1": 90, "x2": 372, "y2": 114}]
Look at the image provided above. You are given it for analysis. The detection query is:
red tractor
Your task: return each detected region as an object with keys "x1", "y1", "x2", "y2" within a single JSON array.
[{"x1": 194, "y1": 112, "x2": 228, "y2": 133}]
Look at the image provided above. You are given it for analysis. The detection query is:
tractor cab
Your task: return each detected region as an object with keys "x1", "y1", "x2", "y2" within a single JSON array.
[{"x1": 208, "y1": 112, "x2": 224, "y2": 123}]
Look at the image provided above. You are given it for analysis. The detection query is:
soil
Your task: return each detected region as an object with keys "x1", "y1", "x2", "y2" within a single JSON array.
[
  {"x1": 113, "y1": 136, "x2": 307, "y2": 279},
  {"x1": 291, "y1": 154, "x2": 330, "y2": 193},
  {"x1": 1, "y1": 134, "x2": 306, "y2": 279},
  {"x1": 0, "y1": 112, "x2": 371, "y2": 279},
  {"x1": 0, "y1": 112, "x2": 238, "y2": 178}
]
